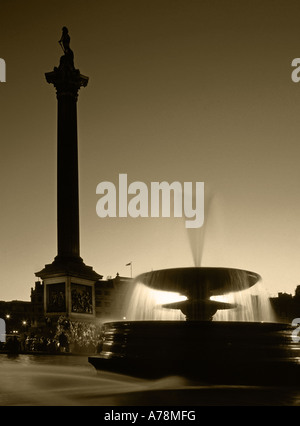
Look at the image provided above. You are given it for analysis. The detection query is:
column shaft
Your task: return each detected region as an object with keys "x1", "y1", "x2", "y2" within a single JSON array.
[{"x1": 57, "y1": 93, "x2": 80, "y2": 259}]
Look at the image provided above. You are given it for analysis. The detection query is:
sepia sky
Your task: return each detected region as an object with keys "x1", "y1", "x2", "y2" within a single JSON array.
[{"x1": 1, "y1": 0, "x2": 300, "y2": 300}]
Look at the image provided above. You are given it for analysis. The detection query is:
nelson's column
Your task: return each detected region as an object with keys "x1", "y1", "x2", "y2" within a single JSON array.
[{"x1": 36, "y1": 28, "x2": 102, "y2": 320}]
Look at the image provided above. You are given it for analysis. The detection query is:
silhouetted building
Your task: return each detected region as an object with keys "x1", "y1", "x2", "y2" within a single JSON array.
[
  {"x1": 95, "y1": 274, "x2": 132, "y2": 321},
  {"x1": 0, "y1": 274, "x2": 131, "y2": 336},
  {"x1": 0, "y1": 300, "x2": 32, "y2": 333},
  {"x1": 270, "y1": 288, "x2": 300, "y2": 323},
  {"x1": 30, "y1": 281, "x2": 45, "y2": 327},
  {"x1": 295, "y1": 285, "x2": 300, "y2": 299}
]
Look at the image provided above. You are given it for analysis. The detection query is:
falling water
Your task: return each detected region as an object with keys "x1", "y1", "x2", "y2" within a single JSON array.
[
  {"x1": 211, "y1": 281, "x2": 276, "y2": 322},
  {"x1": 124, "y1": 272, "x2": 275, "y2": 322},
  {"x1": 125, "y1": 282, "x2": 186, "y2": 320}
]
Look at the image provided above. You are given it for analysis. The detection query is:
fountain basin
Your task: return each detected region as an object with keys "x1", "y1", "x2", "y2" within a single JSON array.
[{"x1": 89, "y1": 320, "x2": 300, "y2": 386}]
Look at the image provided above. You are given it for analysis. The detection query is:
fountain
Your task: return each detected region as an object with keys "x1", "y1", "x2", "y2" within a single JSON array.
[
  {"x1": 133, "y1": 267, "x2": 260, "y2": 321},
  {"x1": 89, "y1": 266, "x2": 300, "y2": 386}
]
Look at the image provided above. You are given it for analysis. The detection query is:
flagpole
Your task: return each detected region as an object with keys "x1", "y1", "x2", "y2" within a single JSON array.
[{"x1": 126, "y1": 262, "x2": 133, "y2": 278}]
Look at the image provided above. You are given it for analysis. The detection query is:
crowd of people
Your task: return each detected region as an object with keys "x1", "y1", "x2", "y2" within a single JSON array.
[
  {"x1": 1, "y1": 333, "x2": 63, "y2": 354},
  {"x1": 0, "y1": 316, "x2": 104, "y2": 355}
]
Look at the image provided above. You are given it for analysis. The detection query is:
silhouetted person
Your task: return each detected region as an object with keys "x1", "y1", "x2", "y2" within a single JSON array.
[
  {"x1": 58, "y1": 332, "x2": 69, "y2": 352},
  {"x1": 6, "y1": 336, "x2": 20, "y2": 354}
]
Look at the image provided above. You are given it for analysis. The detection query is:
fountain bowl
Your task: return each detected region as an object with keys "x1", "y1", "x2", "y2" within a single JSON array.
[
  {"x1": 88, "y1": 320, "x2": 300, "y2": 386},
  {"x1": 135, "y1": 267, "x2": 261, "y2": 297}
]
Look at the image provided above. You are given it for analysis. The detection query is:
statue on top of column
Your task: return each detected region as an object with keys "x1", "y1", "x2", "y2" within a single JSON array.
[
  {"x1": 58, "y1": 27, "x2": 75, "y2": 70},
  {"x1": 59, "y1": 27, "x2": 71, "y2": 54},
  {"x1": 45, "y1": 26, "x2": 89, "y2": 94}
]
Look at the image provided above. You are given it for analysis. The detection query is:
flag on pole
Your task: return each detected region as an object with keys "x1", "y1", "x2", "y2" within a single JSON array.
[{"x1": 126, "y1": 262, "x2": 133, "y2": 278}]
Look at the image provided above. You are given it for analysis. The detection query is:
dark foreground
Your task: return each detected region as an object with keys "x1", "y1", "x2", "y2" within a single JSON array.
[{"x1": 0, "y1": 352, "x2": 299, "y2": 406}]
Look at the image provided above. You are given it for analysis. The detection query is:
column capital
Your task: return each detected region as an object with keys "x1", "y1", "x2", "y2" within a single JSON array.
[{"x1": 45, "y1": 54, "x2": 88, "y2": 99}]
